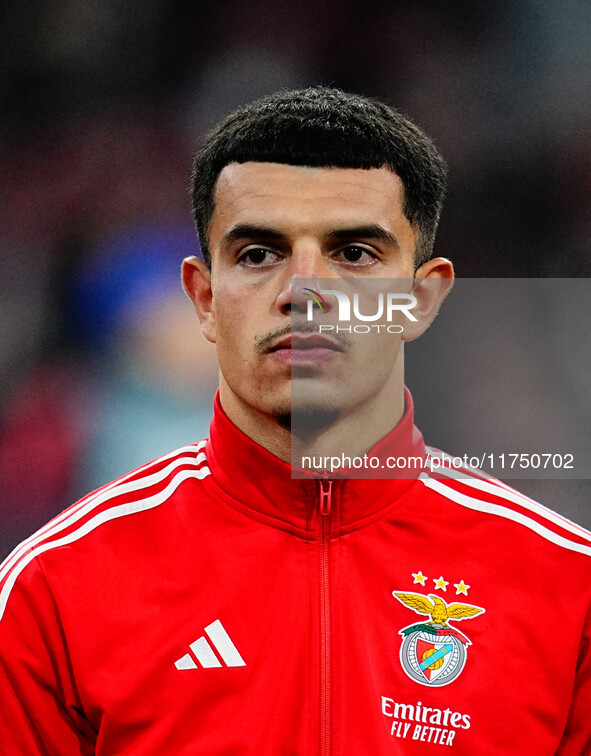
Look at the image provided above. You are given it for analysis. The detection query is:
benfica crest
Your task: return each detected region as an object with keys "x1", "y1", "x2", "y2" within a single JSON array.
[{"x1": 393, "y1": 592, "x2": 485, "y2": 687}]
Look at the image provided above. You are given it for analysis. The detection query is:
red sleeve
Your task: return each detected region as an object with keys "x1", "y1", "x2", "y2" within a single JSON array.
[
  {"x1": 0, "y1": 554, "x2": 96, "y2": 755},
  {"x1": 555, "y1": 601, "x2": 591, "y2": 756}
]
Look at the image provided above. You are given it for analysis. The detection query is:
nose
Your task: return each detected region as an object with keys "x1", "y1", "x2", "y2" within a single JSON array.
[{"x1": 276, "y1": 245, "x2": 337, "y2": 315}]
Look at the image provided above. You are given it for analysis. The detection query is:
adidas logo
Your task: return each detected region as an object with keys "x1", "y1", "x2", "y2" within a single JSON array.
[{"x1": 175, "y1": 619, "x2": 246, "y2": 670}]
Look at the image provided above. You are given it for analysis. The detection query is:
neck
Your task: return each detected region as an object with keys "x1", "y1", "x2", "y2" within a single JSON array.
[{"x1": 219, "y1": 362, "x2": 406, "y2": 466}]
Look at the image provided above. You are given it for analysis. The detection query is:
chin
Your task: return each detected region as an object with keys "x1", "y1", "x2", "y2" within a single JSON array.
[{"x1": 270, "y1": 400, "x2": 341, "y2": 433}]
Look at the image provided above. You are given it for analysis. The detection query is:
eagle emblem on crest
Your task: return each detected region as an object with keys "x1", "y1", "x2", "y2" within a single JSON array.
[{"x1": 393, "y1": 590, "x2": 485, "y2": 687}]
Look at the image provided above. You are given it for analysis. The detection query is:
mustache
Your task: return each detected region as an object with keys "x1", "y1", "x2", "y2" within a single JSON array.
[{"x1": 256, "y1": 322, "x2": 352, "y2": 352}]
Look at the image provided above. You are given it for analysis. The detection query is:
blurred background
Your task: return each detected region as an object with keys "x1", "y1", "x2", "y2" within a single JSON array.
[{"x1": 1, "y1": 0, "x2": 590, "y2": 557}]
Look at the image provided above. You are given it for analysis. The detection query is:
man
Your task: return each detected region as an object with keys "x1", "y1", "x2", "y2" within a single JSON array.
[{"x1": 0, "y1": 87, "x2": 589, "y2": 755}]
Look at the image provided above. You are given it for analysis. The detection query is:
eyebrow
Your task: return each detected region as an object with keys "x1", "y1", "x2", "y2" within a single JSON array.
[
  {"x1": 220, "y1": 225, "x2": 285, "y2": 247},
  {"x1": 325, "y1": 225, "x2": 400, "y2": 249},
  {"x1": 220, "y1": 223, "x2": 400, "y2": 248}
]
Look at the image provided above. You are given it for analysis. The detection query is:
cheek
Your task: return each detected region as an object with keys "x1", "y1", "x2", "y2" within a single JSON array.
[
  {"x1": 213, "y1": 281, "x2": 268, "y2": 339},
  {"x1": 212, "y1": 294, "x2": 258, "y2": 368},
  {"x1": 351, "y1": 333, "x2": 402, "y2": 384}
]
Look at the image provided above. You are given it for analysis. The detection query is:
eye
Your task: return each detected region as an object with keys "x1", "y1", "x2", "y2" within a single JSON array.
[
  {"x1": 238, "y1": 247, "x2": 282, "y2": 267},
  {"x1": 334, "y1": 245, "x2": 378, "y2": 266}
]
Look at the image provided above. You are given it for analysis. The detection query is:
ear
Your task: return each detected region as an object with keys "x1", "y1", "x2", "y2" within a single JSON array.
[
  {"x1": 181, "y1": 256, "x2": 217, "y2": 344},
  {"x1": 402, "y1": 257, "x2": 454, "y2": 342}
]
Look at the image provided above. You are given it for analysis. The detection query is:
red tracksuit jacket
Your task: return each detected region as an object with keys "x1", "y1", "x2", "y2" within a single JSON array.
[{"x1": 1, "y1": 393, "x2": 590, "y2": 755}]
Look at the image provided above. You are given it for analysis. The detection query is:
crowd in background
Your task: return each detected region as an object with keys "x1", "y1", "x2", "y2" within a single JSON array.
[{"x1": 1, "y1": 0, "x2": 590, "y2": 557}]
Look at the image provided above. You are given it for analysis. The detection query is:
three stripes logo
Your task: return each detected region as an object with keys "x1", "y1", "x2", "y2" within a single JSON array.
[{"x1": 174, "y1": 619, "x2": 246, "y2": 670}]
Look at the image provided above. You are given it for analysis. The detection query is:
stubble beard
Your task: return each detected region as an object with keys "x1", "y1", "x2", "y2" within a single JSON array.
[{"x1": 271, "y1": 392, "x2": 341, "y2": 433}]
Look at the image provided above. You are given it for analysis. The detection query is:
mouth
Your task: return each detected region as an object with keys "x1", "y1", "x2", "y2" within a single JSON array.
[{"x1": 267, "y1": 333, "x2": 344, "y2": 366}]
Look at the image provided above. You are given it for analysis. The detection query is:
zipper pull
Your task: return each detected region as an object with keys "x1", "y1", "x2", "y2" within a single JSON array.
[{"x1": 319, "y1": 479, "x2": 333, "y2": 517}]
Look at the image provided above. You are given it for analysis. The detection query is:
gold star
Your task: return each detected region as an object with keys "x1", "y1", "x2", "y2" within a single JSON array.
[
  {"x1": 454, "y1": 580, "x2": 470, "y2": 596},
  {"x1": 433, "y1": 576, "x2": 449, "y2": 592},
  {"x1": 412, "y1": 571, "x2": 427, "y2": 586}
]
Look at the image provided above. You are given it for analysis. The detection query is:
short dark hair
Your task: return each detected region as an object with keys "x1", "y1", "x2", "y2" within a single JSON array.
[{"x1": 191, "y1": 86, "x2": 447, "y2": 268}]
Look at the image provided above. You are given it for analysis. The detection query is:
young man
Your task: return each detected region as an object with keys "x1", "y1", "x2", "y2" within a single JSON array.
[{"x1": 1, "y1": 88, "x2": 589, "y2": 755}]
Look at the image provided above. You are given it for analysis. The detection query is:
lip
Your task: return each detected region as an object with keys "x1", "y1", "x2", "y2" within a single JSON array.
[
  {"x1": 267, "y1": 333, "x2": 344, "y2": 366},
  {"x1": 269, "y1": 334, "x2": 344, "y2": 352}
]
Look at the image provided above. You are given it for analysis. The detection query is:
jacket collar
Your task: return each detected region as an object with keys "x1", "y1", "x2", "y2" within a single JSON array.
[{"x1": 205, "y1": 388, "x2": 426, "y2": 534}]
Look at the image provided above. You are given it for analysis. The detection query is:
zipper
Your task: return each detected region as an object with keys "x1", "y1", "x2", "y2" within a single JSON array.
[{"x1": 318, "y1": 478, "x2": 333, "y2": 755}]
